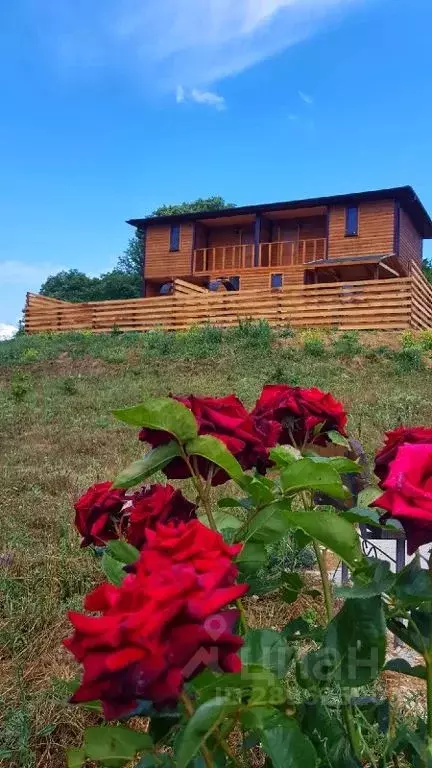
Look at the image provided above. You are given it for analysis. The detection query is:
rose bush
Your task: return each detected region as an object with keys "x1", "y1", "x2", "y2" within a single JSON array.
[
  {"x1": 252, "y1": 384, "x2": 348, "y2": 448},
  {"x1": 74, "y1": 482, "x2": 127, "y2": 547},
  {"x1": 65, "y1": 386, "x2": 432, "y2": 768},
  {"x1": 139, "y1": 394, "x2": 269, "y2": 483}
]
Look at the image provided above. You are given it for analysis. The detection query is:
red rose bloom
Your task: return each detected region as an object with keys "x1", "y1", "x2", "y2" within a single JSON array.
[
  {"x1": 125, "y1": 484, "x2": 196, "y2": 549},
  {"x1": 139, "y1": 394, "x2": 268, "y2": 484},
  {"x1": 252, "y1": 385, "x2": 348, "y2": 448},
  {"x1": 374, "y1": 427, "x2": 432, "y2": 482},
  {"x1": 74, "y1": 482, "x2": 127, "y2": 547},
  {"x1": 374, "y1": 442, "x2": 432, "y2": 554},
  {"x1": 64, "y1": 520, "x2": 248, "y2": 719}
]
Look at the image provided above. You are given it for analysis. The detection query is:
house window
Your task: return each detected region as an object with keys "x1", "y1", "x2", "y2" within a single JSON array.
[
  {"x1": 170, "y1": 224, "x2": 181, "y2": 251},
  {"x1": 228, "y1": 276, "x2": 240, "y2": 291},
  {"x1": 345, "y1": 206, "x2": 359, "y2": 237},
  {"x1": 271, "y1": 273, "x2": 283, "y2": 289}
]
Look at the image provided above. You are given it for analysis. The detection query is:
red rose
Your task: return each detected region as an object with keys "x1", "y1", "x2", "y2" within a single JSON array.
[
  {"x1": 125, "y1": 484, "x2": 197, "y2": 549},
  {"x1": 74, "y1": 482, "x2": 127, "y2": 547},
  {"x1": 139, "y1": 394, "x2": 268, "y2": 484},
  {"x1": 64, "y1": 520, "x2": 248, "y2": 719},
  {"x1": 374, "y1": 427, "x2": 432, "y2": 482},
  {"x1": 374, "y1": 442, "x2": 432, "y2": 554},
  {"x1": 252, "y1": 385, "x2": 348, "y2": 448}
]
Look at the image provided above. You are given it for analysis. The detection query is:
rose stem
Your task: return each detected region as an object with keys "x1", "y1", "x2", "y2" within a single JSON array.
[
  {"x1": 303, "y1": 492, "x2": 362, "y2": 763},
  {"x1": 179, "y1": 447, "x2": 218, "y2": 531},
  {"x1": 180, "y1": 691, "x2": 241, "y2": 767}
]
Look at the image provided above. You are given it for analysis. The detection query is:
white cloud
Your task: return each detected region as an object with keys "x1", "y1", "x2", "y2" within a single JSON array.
[
  {"x1": 34, "y1": 0, "x2": 368, "y2": 88},
  {"x1": 298, "y1": 89, "x2": 313, "y2": 104},
  {"x1": 177, "y1": 87, "x2": 226, "y2": 110},
  {"x1": 0, "y1": 260, "x2": 64, "y2": 286},
  {"x1": 0, "y1": 324, "x2": 17, "y2": 341},
  {"x1": 176, "y1": 84, "x2": 185, "y2": 103}
]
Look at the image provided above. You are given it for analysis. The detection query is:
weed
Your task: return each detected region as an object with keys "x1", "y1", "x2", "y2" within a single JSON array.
[
  {"x1": 229, "y1": 319, "x2": 274, "y2": 349},
  {"x1": 418, "y1": 329, "x2": 432, "y2": 350},
  {"x1": 279, "y1": 325, "x2": 295, "y2": 339},
  {"x1": 333, "y1": 330, "x2": 363, "y2": 357},
  {"x1": 302, "y1": 330, "x2": 326, "y2": 357},
  {"x1": 21, "y1": 348, "x2": 40, "y2": 363},
  {"x1": 400, "y1": 329, "x2": 417, "y2": 348},
  {"x1": 59, "y1": 378, "x2": 79, "y2": 395},
  {"x1": 393, "y1": 346, "x2": 425, "y2": 373},
  {"x1": 10, "y1": 372, "x2": 33, "y2": 402}
]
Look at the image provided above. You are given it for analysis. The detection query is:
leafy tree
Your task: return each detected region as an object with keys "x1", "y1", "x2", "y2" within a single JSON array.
[
  {"x1": 40, "y1": 197, "x2": 233, "y2": 301},
  {"x1": 151, "y1": 196, "x2": 234, "y2": 217},
  {"x1": 422, "y1": 256, "x2": 432, "y2": 283},
  {"x1": 40, "y1": 270, "x2": 99, "y2": 302}
]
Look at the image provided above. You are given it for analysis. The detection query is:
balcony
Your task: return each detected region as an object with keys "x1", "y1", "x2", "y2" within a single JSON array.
[{"x1": 192, "y1": 238, "x2": 326, "y2": 275}]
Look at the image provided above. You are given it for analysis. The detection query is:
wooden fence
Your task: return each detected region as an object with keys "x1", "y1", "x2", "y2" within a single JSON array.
[{"x1": 25, "y1": 267, "x2": 432, "y2": 334}]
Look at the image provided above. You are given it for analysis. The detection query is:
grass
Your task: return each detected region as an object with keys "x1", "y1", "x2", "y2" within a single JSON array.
[{"x1": 0, "y1": 325, "x2": 431, "y2": 766}]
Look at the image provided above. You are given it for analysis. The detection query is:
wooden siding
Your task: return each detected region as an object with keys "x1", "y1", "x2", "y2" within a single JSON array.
[
  {"x1": 399, "y1": 208, "x2": 423, "y2": 275},
  {"x1": 145, "y1": 222, "x2": 194, "y2": 279},
  {"x1": 211, "y1": 267, "x2": 305, "y2": 291},
  {"x1": 328, "y1": 201, "x2": 395, "y2": 259},
  {"x1": 26, "y1": 273, "x2": 432, "y2": 334},
  {"x1": 208, "y1": 225, "x2": 254, "y2": 247}
]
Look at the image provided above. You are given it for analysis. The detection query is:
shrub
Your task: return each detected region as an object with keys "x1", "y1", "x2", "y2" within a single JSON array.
[
  {"x1": 230, "y1": 319, "x2": 274, "y2": 349},
  {"x1": 10, "y1": 372, "x2": 33, "y2": 402},
  {"x1": 302, "y1": 329, "x2": 326, "y2": 356},
  {"x1": 393, "y1": 345, "x2": 425, "y2": 373},
  {"x1": 400, "y1": 329, "x2": 417, "y2": 348},
  {"x1": 333, "y1": 330, "x2": 363, "y2": 358},
  {"x1": 418, "y1": 329, "x2": 432, "y2": 350}
]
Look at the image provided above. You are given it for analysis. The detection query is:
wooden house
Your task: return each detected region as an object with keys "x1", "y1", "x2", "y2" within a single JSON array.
[{"x1": 128, "y1": 186, "x2": 432, "y2": 297}]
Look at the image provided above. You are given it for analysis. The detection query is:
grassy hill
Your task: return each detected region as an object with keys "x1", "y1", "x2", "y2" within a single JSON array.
[{"x1": 0, "y1": 324, "x2": 431, "y2": 766}]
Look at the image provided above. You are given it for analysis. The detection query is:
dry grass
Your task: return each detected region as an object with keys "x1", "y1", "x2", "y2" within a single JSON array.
[{"x1": 1, "y1": 330, "x2": 431, "y2": 766}]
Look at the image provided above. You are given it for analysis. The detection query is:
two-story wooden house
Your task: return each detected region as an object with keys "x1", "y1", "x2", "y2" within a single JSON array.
[{"x1": 128, "y1": 186, "x2": 432, "y2": 297}]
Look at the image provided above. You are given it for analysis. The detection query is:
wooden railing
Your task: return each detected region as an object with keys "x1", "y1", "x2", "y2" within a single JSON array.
[
  {"x1": 192, "y1": 244, "x2": 254, "y2": 274},
  {"x1": 192, "y1": 239, "x2": 326, "y2": 274},
  {"x1": 25, "y1": 273, "x2": 432, "y2": 334},
  {"x1": 259, "y1": 238, "x2": 326, "y2": 268}
]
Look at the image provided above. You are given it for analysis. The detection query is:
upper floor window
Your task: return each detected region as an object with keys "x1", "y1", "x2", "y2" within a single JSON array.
[
  {"x1": 170, "y1": 224, "x2": 181, "y2": 251},
  {"x1": 271, "y1": 273, "x2": 283, "y2": 289},
  {"x1": 345, "y1": 206, "x2": 359, "y2": 237}
]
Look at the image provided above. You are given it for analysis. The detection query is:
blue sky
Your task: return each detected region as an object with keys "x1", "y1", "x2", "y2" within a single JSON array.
[{"x1": 1, "y1": 0, "x2": 432, "y2": 327}]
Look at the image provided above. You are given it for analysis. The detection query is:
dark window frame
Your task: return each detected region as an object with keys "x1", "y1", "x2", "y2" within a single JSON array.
[
  {"x1": 169, "y1": 224, "x2": 181, "y2": 252},
  {"x1": 271, "y1": 273, "x2": 283, "y2": 289},
  {"x1": 345, "y1": 205, "x2": 359, "y2": 237}
]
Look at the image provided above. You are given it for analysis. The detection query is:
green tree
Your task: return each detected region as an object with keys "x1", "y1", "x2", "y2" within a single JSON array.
[
  {"x1": 40, "y1": 197, "x2": 233, "y2": 301},
  {"x1": 151, "y1": 196, "x2": 234, "y2": 217},
  {"x1": 422, "y1": 256, "x2": 432, "y2": 283}
]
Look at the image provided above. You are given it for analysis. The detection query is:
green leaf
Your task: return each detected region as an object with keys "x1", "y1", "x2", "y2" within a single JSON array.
[
  {"x1": 217, "y1": 497, "x2": 252, "y2": 511},
  {"x1": 281, "y1": 572, "x2": 304, "y2": 604},
  {"x1": 340, "y1": 506, "x2": 383, "y2": 527},
  {"x1": 236, "y1": 540, "x2": 267, "y2": 574},
  {"x1": 106, "y1": 540, "x2": 140, "y2": 565},
  {"x1": 298, "y1": 702, "x2": 358, "y2": 768},
  {"x1": 199, "y1": 510, "x2": 242, "y2": 534},
  {"x1": 240, "y1": 630, "x2": 295, "y2": 678},
  {"x1": 325, "y1": 596, "x2": 386, "y2": 686},
  {"x1": 67, "y1": 748, "x2": 85, "y2": 768},
  {"x1": 82, "y1": 726, "x2": 153, "y2": 768},
  {"x1": 281, "y1": 458, "x2": 348, "y2": 500},
  {"x1": 393, "y1": 558, "x2": 432, "y2": 606},
  {"x1": 384, "y1": 659, "x2": 426, "y2": 680},
  {"x1": 191, "y1": 666, "x2": 285, "y2": 707},
  {"x1": 112, "y1": 442, "x2": 182, "y2": 489},
  {"x1": 336, "y1": 559, "x2": 395, "y2": 599},
  {"x1": 327, "y1": 430, "x2": 350, "y2": 448},
  {"x1": 186, "y1": 435, "x2": 244, "y2": 483},
  {"x1": 306, "y1": 454, "x2": 361, "y2": 475},
  {"x1": 65, "y1": 680, "x2": 102, "y2": 713},
  {"x1": 277, "y1": 504, "x2": 363, "y2": 569},
  {"x1": 357, "y1": 487, "x2": 382, "y2": 507},
  {"x1": 101, "y1": 553, "x2": 126, "y2": 586},
  {"x1": 113, "y1": 398, "x2": 198, "y2": 442},
  {"x1": 269, "y1": 445, "x2": 301, "y2": 468},
  {"x1": 260, "y1": 716, "x2": 318, "y2": 768},
  {"x1": 176, "y1": 698, "x2": 235, "y2": 768},
  {"x1": 241, "y1": 502, "x2": 293, "y2": 545}
]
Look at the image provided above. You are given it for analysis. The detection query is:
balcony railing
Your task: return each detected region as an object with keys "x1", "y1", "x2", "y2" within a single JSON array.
[{"x1": 192, "y1": 238, "x2": 326, "y2": 274}]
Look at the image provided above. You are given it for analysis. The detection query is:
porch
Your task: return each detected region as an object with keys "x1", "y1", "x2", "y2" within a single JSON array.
[{"x1": 192, "y1": 206, "x2": 327, "y2": 276}]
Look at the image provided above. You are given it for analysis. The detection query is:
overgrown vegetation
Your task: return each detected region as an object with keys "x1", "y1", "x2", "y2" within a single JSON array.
[{"x1": 0, "y1": 326, "x2": 431, "y2": 766}]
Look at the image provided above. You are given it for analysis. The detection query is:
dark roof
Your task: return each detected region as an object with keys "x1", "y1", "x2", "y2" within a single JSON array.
[{"x1": 128, "y1": 185, "x2": 432, "y2": 238}]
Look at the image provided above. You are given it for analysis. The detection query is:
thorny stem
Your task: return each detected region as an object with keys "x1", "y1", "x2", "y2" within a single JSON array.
[
  {"x1": 180, "y1": 691, "x2": 242, "y2": 767},
  {"x1": 312, "y1": 540, "x2": 334, "y2": 623},
  {"x1": 179, "y1": 446, "x2": 218, "y2": 531},
  {"x1": 180, "y1": 692, "x2": 214, "y2": 768}
]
